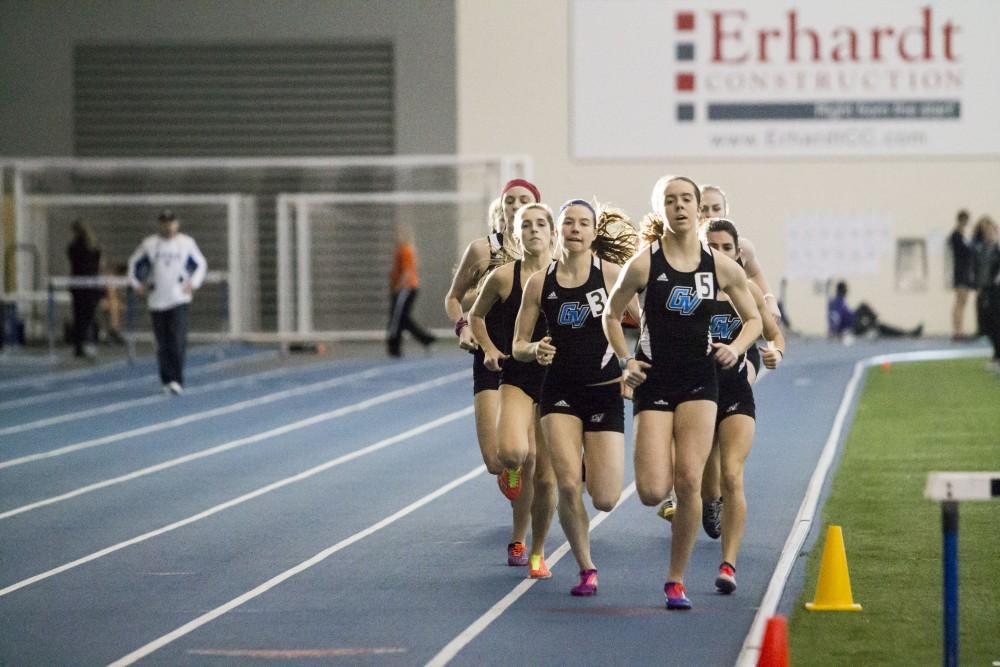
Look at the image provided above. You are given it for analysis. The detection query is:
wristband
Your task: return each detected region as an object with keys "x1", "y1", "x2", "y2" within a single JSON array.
[
  {"x1": 618, "y1": 354, "x2": 635, "y2": 371},
  {"x1": 454, "y1": 317, "x2": 468, "y2": 337}
]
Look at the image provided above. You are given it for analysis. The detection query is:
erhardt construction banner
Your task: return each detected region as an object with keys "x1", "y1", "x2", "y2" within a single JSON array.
[{"x1": 571, "y1": 0, "x2": 1000, "y2": 158}]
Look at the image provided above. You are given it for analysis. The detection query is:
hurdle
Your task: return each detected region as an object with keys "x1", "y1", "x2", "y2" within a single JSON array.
[{"x1": 924, "y1": 471, "x2": 1000, "y2": 667}]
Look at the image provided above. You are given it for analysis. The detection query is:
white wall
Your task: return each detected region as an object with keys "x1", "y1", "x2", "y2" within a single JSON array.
[{"x1": 456, "y1": 0, "x2": 1000, "y2": 335}]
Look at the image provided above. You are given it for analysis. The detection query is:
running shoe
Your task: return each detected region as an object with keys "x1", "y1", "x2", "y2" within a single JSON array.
[
  {"x1": 715, "y1": 561, "x2": 736, "y2": 594},
  {"x1": 664, "y1": 581, "x2": 691, "y2": 610},
  {"x1": 571, "y1": 568, "x2": 598, "y2": 596},
  {"x1": 657, "y1": 497, "x2": 675, "y2": 522},
  {"x1": 507, "y1": 541, "x2": 528, "y2": 566},
  {"x1": 528, "y1": 554, "x2": 551, "y2": 579},
  {"x1": 497, "y1": 467, "x2": 523, "y2": 501},
  {"x1": 702, "y1": 497, "x2": 722, "y2": 539},
  {"x1": 167, "y1": 381, "x2": 183, "y2": 396}
]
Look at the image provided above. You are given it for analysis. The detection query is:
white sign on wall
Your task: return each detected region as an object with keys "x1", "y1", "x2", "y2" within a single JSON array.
[
  {"x1": 784, "y1": 213, "x2": 893, "y2": 280},
  {"x1": 571, "y1": 0, "x2": 1000, "y2": 158}
]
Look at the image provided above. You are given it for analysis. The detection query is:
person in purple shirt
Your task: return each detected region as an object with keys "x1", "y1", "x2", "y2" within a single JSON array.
[{"x1": 828, "y1": 281, "x2": 922, "y2": 339}]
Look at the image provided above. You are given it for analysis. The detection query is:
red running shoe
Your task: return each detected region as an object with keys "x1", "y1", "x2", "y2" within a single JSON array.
[
  {"x1": 571, "y1": 569, "x2": 598, "y2": 596},
  {"x1": 497, "y1": 467, "x2": 522, "y2": 500},
  {"x1": 715, "y1": 562, "x2": 736, "y2": 594}
]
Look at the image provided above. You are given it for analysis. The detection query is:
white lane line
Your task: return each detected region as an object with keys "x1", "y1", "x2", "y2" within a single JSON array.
[
  {"x1": 426, "y1": 481, "x2": 638, "y2": 667},
  {"x1": 0, "y1": 344, "x2": 237, "y2": 392},
  {"x1": 106, "y1": 464, "x2": 488, "y2": 667},
  {"x1": 0, "y1": 406, "x2": 473, "y2": 598},
  {"x1": 0, "y1": 350, "x2": 279, "y2": 411},
  {"x1": 735, "y1": 346, "x2": 991, "y2": 667},
  {"x1": 0, "y1": 370, "x2": 469, "y2": 520},
  {"x1": 0, "y1": 359, "x2": 437, "y2": 469},
  {"x1": 0, "y1": 355, "x2": 433, "y2": 436}
]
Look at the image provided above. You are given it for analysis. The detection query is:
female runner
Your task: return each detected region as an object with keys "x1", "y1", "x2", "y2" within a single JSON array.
[
  {"x1": 603, "y1": 175, "x2": 761, "y2": 609},
  {"x1": 470, "y1": 203, "x2": 558, "y2": 576},
  {"x1": 703, "y1": 218, "x2": 784, "y2": 592},
  {"x1": 444, "y1": 179, "x2": 539, "y2": 565},
  {"x1": 513, "y1": 200, "x2": 638, "y2": 595}
]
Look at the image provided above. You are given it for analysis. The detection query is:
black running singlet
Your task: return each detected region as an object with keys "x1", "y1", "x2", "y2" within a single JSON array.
[
  {"x1": 709, "y1": 297, "x2": 748, "y2": 374},
  {"x1": 637, "y1": 239, "x2": 718, "y2": 368},
  {"x1": 498, "y1": 260, "x2": 546, "y2": 350},
  {"x1": 540, "y1": 256, "x2": 618, "y2": 385},
  {"x1": 483, "y1": 232, "x2": 507, "y2": 343}
]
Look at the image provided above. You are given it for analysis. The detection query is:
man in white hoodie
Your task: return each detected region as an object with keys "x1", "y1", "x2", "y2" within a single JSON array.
[{"x1": 128, "y1": 210, "x2": 207, "y2": 395}]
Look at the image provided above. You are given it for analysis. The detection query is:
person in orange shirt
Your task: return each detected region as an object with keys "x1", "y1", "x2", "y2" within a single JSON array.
[{"x1": 387, "y1": 223, "x2": 435, "y2": 356}]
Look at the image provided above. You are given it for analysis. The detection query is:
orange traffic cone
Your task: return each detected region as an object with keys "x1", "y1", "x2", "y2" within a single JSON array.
[
  {"x1": 756, "y1": 615, "x2": 789, "y2": 667},
  {"x1": 805, "y1": 525, "x2": 863, "y2": 611}
]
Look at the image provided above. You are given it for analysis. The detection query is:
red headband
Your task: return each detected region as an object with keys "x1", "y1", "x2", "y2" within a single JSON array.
[{"x1": 501, "y1": 178, "x2": 541, "y2": 202}]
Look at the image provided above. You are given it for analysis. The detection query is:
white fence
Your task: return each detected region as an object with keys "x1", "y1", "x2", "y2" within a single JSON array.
[{"x1": 0, "y1": 156, "x2": 531, "y2": 344}]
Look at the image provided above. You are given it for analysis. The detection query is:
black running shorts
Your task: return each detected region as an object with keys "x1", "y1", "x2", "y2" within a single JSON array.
[{"x1": 540, "y1": 375, "x2": 624, "y2": 433}]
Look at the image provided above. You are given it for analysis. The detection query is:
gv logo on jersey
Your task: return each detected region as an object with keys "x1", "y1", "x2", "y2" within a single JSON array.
[
  {"x1": 710, "y1": 314, "x2": 742, "y2": 339},
  {"x1": 558, "y1": 302, "x2": 591, "y2": 328},
  {"x1": 666, "y1": 286, "x2": 702, "y2": 316}
]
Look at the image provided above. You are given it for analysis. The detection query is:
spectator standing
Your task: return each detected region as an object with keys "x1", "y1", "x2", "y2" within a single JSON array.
[
  {"x1": 127, "y1": 210, "x2": 206, "y2": 395},
  {"x1": 66, "y1": 219, "x2": 102, "y2": 359},
  {"x1": 948, "y1": 209, "x2": 975, "y2": 340},
  {"x1": 972, "y1": 216, "x2": 997, "y2": 338},
  {"x1": 975, "y1": 218, "x2": 1000, "y2": 371},
  {"x1": 387, "y1": 222, "x2": 435, "y2": 357}
]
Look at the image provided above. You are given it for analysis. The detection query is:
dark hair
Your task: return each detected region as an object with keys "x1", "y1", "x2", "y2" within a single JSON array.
[
  {"x1": 957, "y1": 210, "x2": 970, "y2": 224},
  {"x1": 835, "y1": 281, "x2": 848, "y2": 297},
  {"x1": 705, "y1": 218, "x2": 740, "y2": 250},
  {"x1": 71, "y1": 219, "x2": 98, "y2": 250},
  {"x1": 158, "y1": 210, "x2": 177, "y2": 223}
]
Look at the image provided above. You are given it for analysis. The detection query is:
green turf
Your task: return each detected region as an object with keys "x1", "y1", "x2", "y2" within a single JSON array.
[{"x1": 788, "y1": 358, "x2": 1000, "y2": 666}]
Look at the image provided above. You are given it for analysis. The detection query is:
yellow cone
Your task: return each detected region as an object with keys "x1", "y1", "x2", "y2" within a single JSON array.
[{"x1": 805, "y1": 525, "x2": 863, "y2": 611}]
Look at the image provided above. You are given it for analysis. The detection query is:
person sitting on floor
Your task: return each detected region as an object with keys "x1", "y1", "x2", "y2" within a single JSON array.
[{"x1": 828, "y1": 280, "x2": 922, "y2": 341}]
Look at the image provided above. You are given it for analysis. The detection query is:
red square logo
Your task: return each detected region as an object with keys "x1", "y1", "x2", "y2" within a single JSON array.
[
  {"x1": 676, "y1": 12, "x2": 695, "y2": 31},
  {"x1": 676, "y1": 73, "x2": 695, "y2": 91}
]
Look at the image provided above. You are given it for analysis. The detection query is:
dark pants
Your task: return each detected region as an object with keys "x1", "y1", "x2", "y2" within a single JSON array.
[
  {"x1": 985, "y1": 287, "x2": 1000, "y2": 360},
  {"x1": 387, "y1": 288, "x2": 434, "y2": 356},
  {"x1": 852, "y1": 302, "x2": 915, "y2": 338},
  {"x1": 70, "y1": 288, "x2": 102, "y2": 355},
  {"x1": 151, "y1": 304, "x2": 189, "y2": 385}
]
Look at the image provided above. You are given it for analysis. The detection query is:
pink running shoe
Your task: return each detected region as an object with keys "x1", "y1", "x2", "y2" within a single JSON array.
[
  {"x1": 571, "y1": 569, "x2": 598, "y2": 596},
  {"x1": 507, "y1": 541, "x2": 528, "y2": 566},
  {"x1": 665, "y1": 581, "x2": 691, "y2": 610}
]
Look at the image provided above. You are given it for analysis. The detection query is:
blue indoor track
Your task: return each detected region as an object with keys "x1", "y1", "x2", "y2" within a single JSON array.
[{"x1": 0, "y1": 338, "x2": 980, "y2": 665}]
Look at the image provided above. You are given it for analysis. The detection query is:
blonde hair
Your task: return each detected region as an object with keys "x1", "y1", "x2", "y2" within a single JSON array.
[
  {"x1": 700, "y1": 184, "x2": 729, "y2": 216},
  {"x1": 640, "y1": 212, "x2": 665, "y2": 246},
  {"x1": 487, "y1": 197, "x2": 504, "y2": 233},
  {"x1": 593, "y1": 203, "x2": 638, "y2": 265}
]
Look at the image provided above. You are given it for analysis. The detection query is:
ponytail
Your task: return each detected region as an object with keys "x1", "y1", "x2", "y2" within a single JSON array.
[{"x1": 592, "y1": 202, "x2": 638, "y2": 266}]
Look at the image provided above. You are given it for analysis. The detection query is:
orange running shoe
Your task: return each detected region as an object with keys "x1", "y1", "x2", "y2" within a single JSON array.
[
  {"x1": 528, "y1": 554, "x2": 551, "y2": 579},
  {"x1": 497, "y1": 467, "x2": 522, "y2": 500}
]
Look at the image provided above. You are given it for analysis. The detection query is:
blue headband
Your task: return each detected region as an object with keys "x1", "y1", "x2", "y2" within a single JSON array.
[{"x1": 559, "y1": 199, "x2": 597, "y2": 220}]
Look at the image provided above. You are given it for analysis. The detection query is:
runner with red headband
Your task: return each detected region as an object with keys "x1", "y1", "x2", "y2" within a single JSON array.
[{"x1": 444, "y1": 178, "x2": 539, "y2": 567}]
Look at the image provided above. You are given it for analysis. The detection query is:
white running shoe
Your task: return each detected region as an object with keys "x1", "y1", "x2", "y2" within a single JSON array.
[{"x1": 167, "y1": 381, "x2": 183, "y2": 395}]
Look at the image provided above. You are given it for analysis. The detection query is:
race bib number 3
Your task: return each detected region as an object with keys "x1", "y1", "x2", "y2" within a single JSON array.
[{"x1": 585, "y1": 288, "x2": 608, "y2": 317}]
